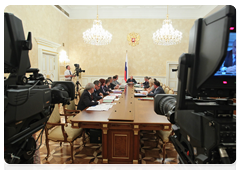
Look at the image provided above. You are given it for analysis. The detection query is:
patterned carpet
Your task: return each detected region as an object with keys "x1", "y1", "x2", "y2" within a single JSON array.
[{"x1": 34, "y1": 129, "x2": 178, "y2": 164}]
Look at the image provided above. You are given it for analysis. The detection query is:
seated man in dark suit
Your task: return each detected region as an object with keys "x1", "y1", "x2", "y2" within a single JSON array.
[
  {"x1": 93, "y1": 80, "x2": 103, "y2": 100},
  {"x1": 221, "y1": 39, "x2": 236, "y2": 73},
  {"x1": 99, "y1": 79, "x2": 109, "y2": 96},
  {"x1": 142, "y1": 76, "x2": 150, "y2": 88},
  {"x1": 77, "y1": 83, "x2": 103, "y2": 110},
  {"x1": 147, "y1": 81, "x2": 165, "y2": 97},
  {"x1": 108, "y1": 77, "x2": 119, "y2": 90},
  {"x1": 126, "y1": 76, "x2": 137, "y2": 84},
  {"x1": 103, "y1": 79, "x2": 111, "y2": 93}
]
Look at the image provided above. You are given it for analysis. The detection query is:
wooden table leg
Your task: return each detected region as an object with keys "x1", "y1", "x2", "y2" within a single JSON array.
[
  {"x1": 133, "y1": 126, "x2": 140, "y2": 164},
  {"x1": 102, "y1": 125, "x2": 108, "y2": 164}
]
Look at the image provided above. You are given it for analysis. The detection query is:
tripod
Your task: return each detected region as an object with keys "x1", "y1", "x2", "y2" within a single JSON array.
[{"x1": 75, "y1": 74, "x2": 82, "y2": 99}]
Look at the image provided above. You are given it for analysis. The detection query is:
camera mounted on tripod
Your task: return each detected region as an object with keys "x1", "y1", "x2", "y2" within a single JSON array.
[
  {"x1": 154, "y1": 5, "x2": 236, "y2": 164},
  {"x1": 74, "y1": 63, "x2": 85, "y2": 77}
]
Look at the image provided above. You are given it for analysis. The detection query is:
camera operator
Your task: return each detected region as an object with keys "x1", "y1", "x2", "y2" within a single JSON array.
[{"x1": 64, "y1": 65, "x2": 75, "y2": 81}]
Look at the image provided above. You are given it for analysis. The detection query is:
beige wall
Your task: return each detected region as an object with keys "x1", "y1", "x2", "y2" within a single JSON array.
[
  {"x1": 4, "y1": 5, "x2": 69, "y2": 69},
  {"x1": 4, "y1": 5, "x2": 195, "y2": 78},
  {"x1": 69, "y1": 18, "x2": 195, "y2": 77}
]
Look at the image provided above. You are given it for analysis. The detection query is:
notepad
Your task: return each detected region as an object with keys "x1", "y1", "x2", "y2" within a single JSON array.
[
  {"x1": 134, "y1": 93, "x2": 146, "y2": 97},
  {"x1": 138, "y1": 97, "x2": 154, "y2": 101},
  {"x1": 103, "y1": 99, "x2": 113, "y2": 103}
]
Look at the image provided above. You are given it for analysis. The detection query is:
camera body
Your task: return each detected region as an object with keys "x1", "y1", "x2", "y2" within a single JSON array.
[
  {"x1": 4, "y1": 12, "x2": 75, "y2": 163},
  {"x1": 154, "y1": 6, "x2": 236, "y2": 164},
  {"x1": 74, "y1": 63, "x2": 85, "y2": 76}
]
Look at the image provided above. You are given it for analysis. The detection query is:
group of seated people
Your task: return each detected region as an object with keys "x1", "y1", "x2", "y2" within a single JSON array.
[{"x1": 77, "y1": 75, "x2": 165, "y2": 111}]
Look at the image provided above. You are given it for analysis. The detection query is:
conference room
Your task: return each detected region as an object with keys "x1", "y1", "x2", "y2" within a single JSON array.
[{"x1": 4, "y1": 5, "x2": 236, "y2": 166}]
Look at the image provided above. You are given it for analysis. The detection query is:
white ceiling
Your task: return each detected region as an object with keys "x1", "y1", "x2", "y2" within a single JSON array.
[{"x1": 59, "y1": 5, "x2": 220, "y2": 19}]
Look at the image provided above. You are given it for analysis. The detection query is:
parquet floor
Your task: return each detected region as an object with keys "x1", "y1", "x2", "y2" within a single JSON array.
[
  {"x1": 33, "y1": 99, "x2": 178, "y2": 164},
  {"x1": 34, "y1": 129, "x2": 178, "y2": 164}
]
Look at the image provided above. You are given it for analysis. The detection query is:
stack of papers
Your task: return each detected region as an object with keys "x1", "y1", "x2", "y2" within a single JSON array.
[
  {"x1": 103, "y1": 95, "x2": 116, "y2": 103},
  {"x1": 86, "y1": 103, "x2": 116, "y2": 111},
  {"x1": 134, "y1": 93, "x2": 147, "y2": 97},
  {"x1": 134, "y1": 84, "x2": 141, "y2": 87},
  {"x1": 111, "y1": 90, "x2": 122, "y2": 93},
  {"x1": 135, "y1": 88, "x2": 144, "y2": 91},
  {"x1": 138, "y1": 97, "x2": 154, "y2": 101},
  {"x1": 110, "y1": 93, "x2": 121, "y2": 97}
]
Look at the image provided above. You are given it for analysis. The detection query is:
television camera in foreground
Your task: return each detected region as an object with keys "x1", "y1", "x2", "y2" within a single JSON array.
[
  {"x1": 154, "y1": 5, "x2": 236, "y2": 164},
  {"x1": 4, "y1": 13, "x2": 75, "y2": 163}
]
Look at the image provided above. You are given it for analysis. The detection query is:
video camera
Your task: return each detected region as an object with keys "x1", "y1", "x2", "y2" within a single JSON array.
[
  {"x1": 154, "y1": 6, "x2": 236, "y2": 164},
  {"x1": 74, "y1": 63, "x2": 85, "y2": 77},
  {"x1": 4, "y1": 13, "x2": 75, "y2": 163}
]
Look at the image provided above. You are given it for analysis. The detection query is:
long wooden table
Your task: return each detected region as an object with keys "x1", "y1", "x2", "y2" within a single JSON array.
[{"x1": 71, "y1": 84, "x2": 171, "y2": 164}]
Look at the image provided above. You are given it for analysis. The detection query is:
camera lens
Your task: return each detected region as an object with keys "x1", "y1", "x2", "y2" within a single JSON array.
[{"x1": 159, "y1": 96, "x2": 176, "y2": 116}]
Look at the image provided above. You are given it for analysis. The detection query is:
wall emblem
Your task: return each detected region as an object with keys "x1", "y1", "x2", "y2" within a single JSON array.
[{"x1": 127, "y1": 32, "x2": 140, "y2": 47}]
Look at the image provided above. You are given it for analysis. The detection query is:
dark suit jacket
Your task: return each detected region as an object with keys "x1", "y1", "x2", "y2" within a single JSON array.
[
  {"x1": 143, "y1": 81, "x2": 149, "y2": 88},
  {"x1": 147, "y1": 86, "x2": 165, "y2": 97},
  {"x1": 126, "y1": 78, "x2": 137, "y2": 83},
  {"x1": 103, "y1": 85, "x2": 111, "y2": 92},
  {"x1": 99, "y1": 86, "x2": 109, "y2": 96},
  {"x1": 77, "y1": 90, "x2": 98, "y2": 111},
  {"x1": 92, "y1": 89, "x2": 102, "y2": 100},
  {"x1": 109, "y1": 83, "x2": 116, "y2": 90},
  {"x1": 224, "y1": 50, "x2": 235, "y2": 67}
]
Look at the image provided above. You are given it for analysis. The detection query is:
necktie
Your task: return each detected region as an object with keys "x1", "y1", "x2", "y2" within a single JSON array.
[
  {"x1": 90, "y1": 94, "x2": 93, "y2": 100},
  {"x1": 233, "y1": 56, "x2": 238, "y2": 66},
  {"x1": 69, "y1": 70, "x2": 72, "y2": 80}
]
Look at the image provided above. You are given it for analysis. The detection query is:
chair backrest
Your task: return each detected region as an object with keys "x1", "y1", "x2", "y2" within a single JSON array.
[
  {"x1": 80, "y1": 89, "x2": 85, "y2": 97},
  {"x1": 168, "y1": 89, "x2": 174, "y2": 94},
  {"x1": 66, "y1": 100, "x2": 76, "y2": 110},
  {"x1": 164, "y1": 87, "x2": 169, "y2": 94},
  {"x1": 162, "y1": 85, "x2": 166, "y2": 90},
  {"x1": 46, "y1": 104, "x2": 60, "y2": 129}
]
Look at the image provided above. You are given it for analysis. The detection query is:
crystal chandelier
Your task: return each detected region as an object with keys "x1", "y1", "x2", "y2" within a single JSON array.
[
  {"x1": 83, "y1": 6, "x2": 112, "y2": 45},
  {"x1": 153, "y1": 6, "x2": 182, "y2": 46}
]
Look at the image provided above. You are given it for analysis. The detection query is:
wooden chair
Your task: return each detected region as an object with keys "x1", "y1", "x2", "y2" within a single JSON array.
[
  {"x1": 45, "y1": 104, "x2": 84, "y2": 163},
  {"x1": 164, "y1": 87, "x2": 170, "y2": 94},
  {"x1": 63, "y1": 100, "x2": 80, "y2": 124},
  {"x1": 162, "y1": 85, "x2": 166, "y2": 91},
  {"x1": 156, "y1": 130, "x2": 172, "y2": 164},
  {"x1": 168, "y1": 88, "x2": 174, "y2": 94}
]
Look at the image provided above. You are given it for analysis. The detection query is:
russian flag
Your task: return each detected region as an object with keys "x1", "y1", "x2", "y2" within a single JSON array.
[{"x1": 124, "y1": 53, "x2": 128, "y2": 82}]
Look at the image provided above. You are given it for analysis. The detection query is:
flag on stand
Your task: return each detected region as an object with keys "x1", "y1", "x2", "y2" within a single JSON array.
[{"x1": 124, "y1": 53, "x2": 128, "y2": 82}]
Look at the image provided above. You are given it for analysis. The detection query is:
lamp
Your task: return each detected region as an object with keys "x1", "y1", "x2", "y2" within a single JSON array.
[
  {"x1": 83, "y1": 6, "x2": 112, "y2": 45},
  {"x1": 59, "y1": 50, "x2": 70, "y2": 64},
  {"x1": 152, "y1": 6, "x2": 182, "y2": 46}
]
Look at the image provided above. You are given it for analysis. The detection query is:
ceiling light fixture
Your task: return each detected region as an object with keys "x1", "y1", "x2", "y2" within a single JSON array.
[
  {"x1": 152, "y1": 5, "x2": 182, "y2": 45},
  {"x1": 83, "y1": 6, "x2": 112, "y2": 45}
]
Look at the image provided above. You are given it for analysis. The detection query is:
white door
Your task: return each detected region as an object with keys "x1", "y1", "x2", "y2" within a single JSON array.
[
  {"x1": 167, "y1": 62, "x2": 178, "y2": 91},
  {"x1": 41, "y1": 53, "x2": 58, "y2": 81}
]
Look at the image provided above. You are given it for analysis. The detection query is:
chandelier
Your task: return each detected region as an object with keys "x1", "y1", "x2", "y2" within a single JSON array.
[
  {"x1": 153, "y1": 6, "x2": 182, "y2": 46},
  {"x1": 83, "y1": 6, "x2": 112, "y2": 45}
]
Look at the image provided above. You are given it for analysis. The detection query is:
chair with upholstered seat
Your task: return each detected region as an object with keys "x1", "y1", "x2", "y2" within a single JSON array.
[
  {"x1": 162, "y1": 85, "x2": 166, "y2": 91},
  {"x1": 168, "y1": 88, "x2": 174, "y2": 94},
  {"x1": 63, "y1": 100, "x2": 80, "y2": 124},
  {"x1": 45, "y1": 104, "x2": 83, "y2": 163},
  {"x1": 156, "y1": 130, "x2": 172, "y2": 163},
  {"x1": 164, "y1": 87, "x2": 170, "y2": 94}
]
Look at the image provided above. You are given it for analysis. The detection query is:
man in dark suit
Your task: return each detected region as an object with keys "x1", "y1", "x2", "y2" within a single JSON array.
[
  {"x1": 126, "y1": 76, "x2": 137, "y2": 84},
  {"x1": 93, "y1": 80, "x2": 103, "y2": 100},
  {"x1": 142, "y1": 76, "x2": 150, "y2": 88},
  {"x1": 77, "y1": 83, "x2": 103, "y2": 111},
  {"x1": 108, "y1": 77, "x2": 119, "y2": 90},
  {"x1": 103, "y1": 79, "x2": 111, "y2": 93},
  {"x1": 222, "y1": 39, "x2": 236, "y2": 73},
  {"x1": 147, "y1": 81, "x2": 165, "y2": 97}
]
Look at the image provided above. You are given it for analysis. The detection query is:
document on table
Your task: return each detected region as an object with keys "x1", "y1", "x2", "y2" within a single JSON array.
[{"x1": 86, "y1": 103, "x2": 116, "y2": 111}]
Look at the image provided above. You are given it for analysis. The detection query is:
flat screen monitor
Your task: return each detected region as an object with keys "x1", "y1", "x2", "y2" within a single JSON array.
[{"x1": 214, "y1": 32, "x2": 236, "y2": 77}]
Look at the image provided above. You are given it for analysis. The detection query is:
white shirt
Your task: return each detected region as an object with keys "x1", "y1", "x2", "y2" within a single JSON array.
[{"x1": 64, "y1": 70, "x2": 72, "y2": 81}]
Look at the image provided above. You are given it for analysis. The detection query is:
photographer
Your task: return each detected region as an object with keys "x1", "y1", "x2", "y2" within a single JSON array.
[{"x1": 64, "y1": 65, "x2": 75, "y2": 81}]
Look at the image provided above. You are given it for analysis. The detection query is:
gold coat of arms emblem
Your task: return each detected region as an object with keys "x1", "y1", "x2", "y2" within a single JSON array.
[{"x1": 127, "y1": 32, "x2": 140, "y2": 47}]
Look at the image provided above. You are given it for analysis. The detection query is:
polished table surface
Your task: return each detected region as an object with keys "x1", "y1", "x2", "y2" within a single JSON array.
[{"x1": 71, "y1": 84, "x2": 171, "y2": 164}]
